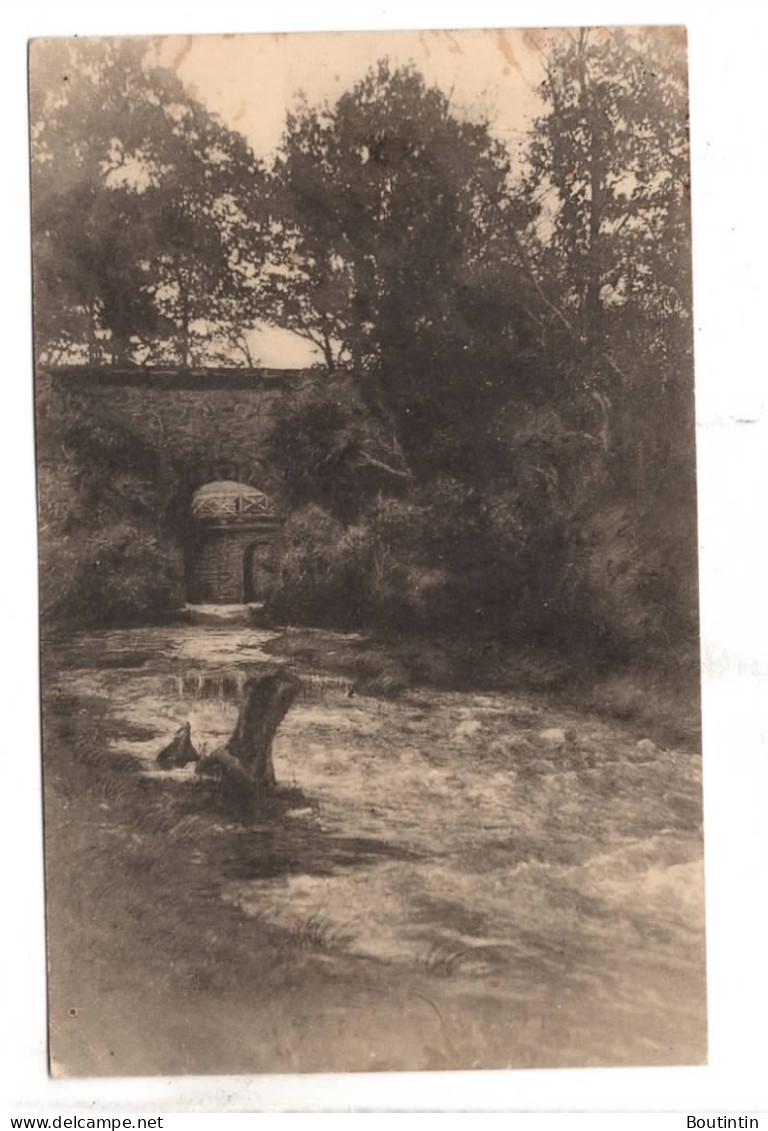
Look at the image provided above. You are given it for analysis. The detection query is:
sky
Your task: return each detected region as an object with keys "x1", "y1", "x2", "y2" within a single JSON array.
[
  {"x1": 36, "y1": 26, "x2": 688, "y2": 368},
  {"x1": 150, "y1": 28, "x2": 547, "y2": 158},
  {"x1": 147, "y1": 28, "x2": 551, "y2": 366}
]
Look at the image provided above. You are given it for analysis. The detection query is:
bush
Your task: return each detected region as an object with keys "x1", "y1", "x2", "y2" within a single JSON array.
[
  {"x1": 266, "y1": 501, "x2": 451, "y2": 631},
  {"x1": 266, "y1": 505, "x2": 368, "y2": 627},
  {"x1": 36, "y1": 398, "x2": 185, "y2": 628},
  {"x1": 265, "y1": 373, "x2": 401, "y2": 521},
  {"x1": 40, "y1": 518, "x2": 184, "y2": 628},
  {"x1": 547, "y1": 503, "x2": 691, "y2": 661}
]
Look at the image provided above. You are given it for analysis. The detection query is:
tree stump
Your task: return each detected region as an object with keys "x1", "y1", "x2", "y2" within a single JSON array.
[
  {"x1": 197, "y1": 667, "x2": 301, "y2": 801},
  {"x1": 156, "y1": 721, "x2": 199, "y2": 768}
]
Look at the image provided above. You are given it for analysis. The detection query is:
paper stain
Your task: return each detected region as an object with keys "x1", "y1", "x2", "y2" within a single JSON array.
[
  {"x1": 654, "y1": 25, "x2": 688, "y2": 51},
  {"x1": 489, "y1": 28, "x2": 546, "y2": 95},
  {"x1": 437, "y1": 29, "x2": 464, "y2": 56},
  {"x1": 522, "y1": 29, "x2": 548, "y2": 56},
  {"x1": 493, "y1": 29, "x2": 521, "y2": 73},
  {"x1": 417, "y1": 29, "x2": 465, "y2": 60},
  {"x1": 171, "y1": 35, "x2": 195, "y2": 74}
]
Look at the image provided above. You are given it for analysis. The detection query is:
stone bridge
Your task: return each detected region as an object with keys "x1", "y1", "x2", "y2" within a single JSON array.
[{"x1": 37, "y1": 366, "x2": 313, "y2": 605}]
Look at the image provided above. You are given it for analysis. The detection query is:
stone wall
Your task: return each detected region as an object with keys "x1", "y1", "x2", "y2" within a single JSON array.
[
  {"x1": 36, "y1": 367, "x2": 307, "y2": 496},
  {"x1": 36, "y1": 368, "x2": 303, "y2": 606},
  {"x1": 189, "y1": 528, "x2": 277, "y2": 604}
]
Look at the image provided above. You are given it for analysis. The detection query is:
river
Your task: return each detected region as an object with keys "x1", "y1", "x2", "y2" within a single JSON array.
[{"x1": 45, "y1": 619, "x2": 707, "y2": 1071}]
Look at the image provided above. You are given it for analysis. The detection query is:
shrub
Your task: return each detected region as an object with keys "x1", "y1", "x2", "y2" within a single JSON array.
[
  {"x1": 267, "y1": 505, "x2": 369, "y2": 627},
  {"x1": 40, "y1": 518, "x2": 184, "y2": 627},
  {"x1": 265, "y1": 373, "x2": 401, "y2": 521},
  {"x1": 36, "y1": 400, "x2": 185, "y2": 628}
]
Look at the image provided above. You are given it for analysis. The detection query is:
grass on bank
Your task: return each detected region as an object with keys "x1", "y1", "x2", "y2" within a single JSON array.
[
  {"x1": 42, "y1": 692, "x2": 376, "y2": 1074},
  {"x1": 264, "y1": 627, "x2": 701, "y2": 749}
]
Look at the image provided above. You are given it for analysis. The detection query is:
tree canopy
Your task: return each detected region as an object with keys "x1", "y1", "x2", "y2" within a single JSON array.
[
  {"x1": 265, "y1": 61, "x2": 551, "y2": 484},
  {"x1": 262, "y1": 36, "x2": 696, "y2": 647},
  {"x1": 523, "y1": 28, "x2": 693, "y2": 489},
  {"x1": 30, "y1": 38, "x2": 267, "y2": 366}
]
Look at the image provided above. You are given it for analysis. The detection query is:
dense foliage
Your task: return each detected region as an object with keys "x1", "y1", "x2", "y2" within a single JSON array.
[
  {"x1": 35, "y1": 381, "x2": 184, "y2": 626},
  {"x1": 30, "y1": 39, "x2": 266, "y2": 367},
  {"x1": 262, "y1": 36, "x2": 695, "y2": 656},
  {"x1": 31, "y1": 31, "x2": 698, "y2": 661}
]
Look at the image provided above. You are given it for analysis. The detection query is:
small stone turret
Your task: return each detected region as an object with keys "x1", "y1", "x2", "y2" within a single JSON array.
[{"x1": 188, "y1": 480, "x2": 279, "y2": 604}]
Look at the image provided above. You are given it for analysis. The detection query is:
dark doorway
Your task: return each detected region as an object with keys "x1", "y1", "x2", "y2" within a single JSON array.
[{"x1": 243, "y1": 541, "x2": 274, "y2": 603}]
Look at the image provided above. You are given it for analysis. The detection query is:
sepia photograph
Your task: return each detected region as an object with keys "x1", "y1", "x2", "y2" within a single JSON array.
[{"x1": 28, "y1": 24, "x2": 706, "y2": 1079}]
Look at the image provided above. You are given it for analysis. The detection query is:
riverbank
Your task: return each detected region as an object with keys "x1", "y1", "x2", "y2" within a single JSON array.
[
  {"x1": 263, "y1": 626, "x2": 702, "y2": 749},
  {"x1": 42, "y1": 621, "x2": 706, "y2": 1076}
]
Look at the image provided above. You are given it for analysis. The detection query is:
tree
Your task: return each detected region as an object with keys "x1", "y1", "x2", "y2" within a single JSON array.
[
  {"x1": 30, "y1": 38, "x2": 267, "y2": 366},
  {"x1": 518, "y1": 27, "x2": 698, "y2": 644},
  {"x1": 262, "y1": 44, "x2": 698, "y2": 651},
  {"x1": 522, "y1": 27, "x2": 693, "y2": 496},
  {"x1": 261, "y1": 60, "x2": 602, "y2": 639},
  {"x1": 265, "y1": 61, "x2": 540, "y2": 483}
]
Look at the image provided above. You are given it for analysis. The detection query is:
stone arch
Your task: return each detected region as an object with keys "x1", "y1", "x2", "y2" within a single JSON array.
[
  {"x1": 189, "y1": 459, "x2": 270, "y2": 493},
  {"x1": 186, "y1": 480, "x2": 279, "y2": 605},
  {"x1": 242, "y1": 538, "x2": 276, "y2": 603}
]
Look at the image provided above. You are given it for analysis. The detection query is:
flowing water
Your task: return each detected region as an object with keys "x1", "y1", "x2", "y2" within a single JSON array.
[{"x1": 46, "y1": 619, "x2": 707, "y2": 1069}]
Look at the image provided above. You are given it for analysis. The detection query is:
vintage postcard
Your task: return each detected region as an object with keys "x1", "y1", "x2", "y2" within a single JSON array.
[{"x1": 29, "y1": 27, "x2": 705, "y2": 1077}]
